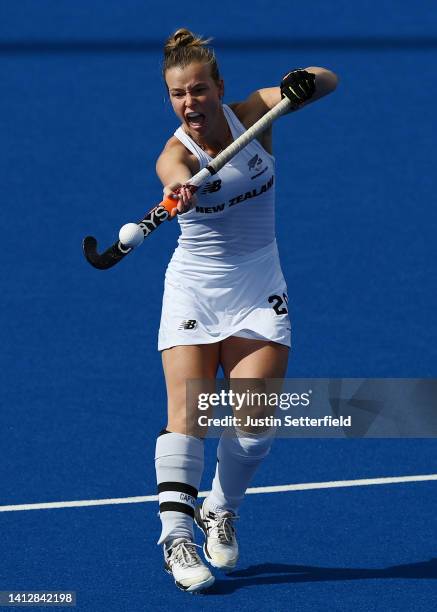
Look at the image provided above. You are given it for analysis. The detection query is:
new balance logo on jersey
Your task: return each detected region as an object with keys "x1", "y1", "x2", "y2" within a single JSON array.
[
  {"x1": 201, "y1": 180, "x2": 222, "y2": 194},
  {"x1": 179, "y1": 320, "x2": 198, "y2": 330}
]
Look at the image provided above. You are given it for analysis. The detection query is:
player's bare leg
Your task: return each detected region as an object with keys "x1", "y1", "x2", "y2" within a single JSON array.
[
  {"x1": 156, "y1": 343, "x2": 220, "y2": 591},
  {"x1": 162, "y1": 343, "x2": 220, "y2": 435},
  {"x1": 196, "y1": 337, "x2": 288, "y2": 570}
]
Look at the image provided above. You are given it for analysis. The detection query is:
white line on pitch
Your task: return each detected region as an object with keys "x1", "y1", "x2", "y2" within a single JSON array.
[{"x1": 1, "y1": 473, "x2": 436, "y2": 513}]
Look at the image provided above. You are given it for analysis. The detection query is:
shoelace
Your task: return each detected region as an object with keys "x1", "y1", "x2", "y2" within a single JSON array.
[
  {"x1": 169, "y1": 541, "x2": 203, "y2": 568},
  {"x1": 212, "y1": 513, "x2": 239, "y2": 544}
]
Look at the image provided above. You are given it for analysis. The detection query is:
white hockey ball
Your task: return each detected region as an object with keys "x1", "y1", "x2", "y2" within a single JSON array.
[{"x1": 119, "y1": 223, "x2": 143, "y2": 248}]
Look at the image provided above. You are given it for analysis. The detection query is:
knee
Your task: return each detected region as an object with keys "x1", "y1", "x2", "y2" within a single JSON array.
[
  {"x1": 219, "y1": 426, "x2": 276, "y2": 463},
  {"x1": 166, "y1": 401, "x2": 207, "y2": 438}
]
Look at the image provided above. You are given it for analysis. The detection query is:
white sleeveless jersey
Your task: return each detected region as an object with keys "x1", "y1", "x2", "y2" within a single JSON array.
[{"x1": 174, "y1": 104, "x2": 276, "y2": 257}]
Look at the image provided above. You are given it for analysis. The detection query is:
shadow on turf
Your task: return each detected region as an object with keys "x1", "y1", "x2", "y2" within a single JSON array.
[{"x1": 206, "y1": 558, "x2": 437, "y2": 594}]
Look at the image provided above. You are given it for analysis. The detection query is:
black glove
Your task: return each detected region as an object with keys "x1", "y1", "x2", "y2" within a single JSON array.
[{"x1": 280, "y1": 69, "x2": 316, "y2": 108}]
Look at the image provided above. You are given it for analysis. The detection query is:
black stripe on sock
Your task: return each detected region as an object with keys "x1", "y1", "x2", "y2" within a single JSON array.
[
  {"x1": 159, "y1": 502, "x2": 195, "y2": 518},
  {"x1": 158, "y1": 482, "x2": 198, "y2": 498}
]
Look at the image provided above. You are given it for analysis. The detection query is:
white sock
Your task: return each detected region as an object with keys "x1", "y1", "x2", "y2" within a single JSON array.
[
  {"x1": 205, "y1": 427, "x2": 276, "y2": 514},
  {"x1": 155, "y1": 430, "x2": 204, "y2": 545}
]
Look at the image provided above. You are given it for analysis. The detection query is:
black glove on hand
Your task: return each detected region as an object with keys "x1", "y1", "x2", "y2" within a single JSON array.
[{"x1": 280, "y1": 69, "x2": 316, "y2": 108}]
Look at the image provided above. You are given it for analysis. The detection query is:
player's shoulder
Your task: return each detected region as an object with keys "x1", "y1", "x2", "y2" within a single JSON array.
[
  {"x1": 159, "y1": 135, "x2": 189, "y2": 159},
  {"x1": 157, "y1": 135, "x2": 198, "y2": 173},
  {"x1": 229, "y1": 91, "x2": 272, "y2": 130}
]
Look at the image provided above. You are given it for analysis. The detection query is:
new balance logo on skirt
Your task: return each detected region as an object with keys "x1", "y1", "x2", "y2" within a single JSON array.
[{"x1": 179, "y1": 320, "x2": 198, "y2": 330}]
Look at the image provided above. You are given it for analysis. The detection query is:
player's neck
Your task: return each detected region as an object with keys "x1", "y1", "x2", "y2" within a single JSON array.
[{"x1": 186, "y1": 112, "x2": 232, "y2": 158}]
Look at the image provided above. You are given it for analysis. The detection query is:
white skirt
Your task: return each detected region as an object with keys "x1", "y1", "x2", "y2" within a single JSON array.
[{"x1": 158, "y1": 240, "x2": 291, "y2": 351}]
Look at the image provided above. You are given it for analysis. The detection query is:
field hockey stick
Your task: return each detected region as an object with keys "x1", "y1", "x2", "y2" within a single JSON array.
[{"x1": 82, "y1": 96, "x2": 292, "y2": 270}]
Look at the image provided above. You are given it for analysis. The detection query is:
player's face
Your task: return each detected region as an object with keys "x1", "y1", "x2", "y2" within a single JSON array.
[{"x1": 165, "y1": 62, "x2": 224, "y2": 140}]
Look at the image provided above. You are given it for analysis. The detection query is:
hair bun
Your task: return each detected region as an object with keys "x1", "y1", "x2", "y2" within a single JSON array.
[
  {"x1": 173, "y1": 29, "x2": 195, "y2": 46},
  {"x1": 164, "y1": 28, "x2": 211, "y2": 55},
  {"x1": 162, "y1": 28, "x2": 219, "y2": 84}
]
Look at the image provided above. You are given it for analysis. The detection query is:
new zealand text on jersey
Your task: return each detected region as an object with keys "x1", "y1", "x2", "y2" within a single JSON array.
[
  {"x1": 195, "y1": 175, "x2": 274, "y2": 214},
  {"x1": 229, "y1": 175, "x2": 274, "y2": 207}
]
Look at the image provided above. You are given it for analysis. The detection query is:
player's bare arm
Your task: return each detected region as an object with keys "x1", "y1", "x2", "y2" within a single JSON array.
[
  {"x1": 237, "y1": 67, "x2": 338, "y2": 121},
  {"x1": 233, "y1": 66, "x2": 338, "y2": 135},
  {"x1": 156, "y1": 137, "x2": 199, "y2": 217}
]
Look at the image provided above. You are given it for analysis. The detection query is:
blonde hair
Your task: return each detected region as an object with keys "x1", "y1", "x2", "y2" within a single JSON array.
[{"x1": 163, "y1": 28, "x2": 220, "y2": 84}]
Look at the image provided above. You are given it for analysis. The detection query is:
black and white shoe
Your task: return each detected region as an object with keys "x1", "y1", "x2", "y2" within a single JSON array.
[
  {"x1": 195, "y1": 501, "x2": 239, "y2": 571},
  {"x1": 164, "y1": 538, "x2": 215, "y2": 593}
]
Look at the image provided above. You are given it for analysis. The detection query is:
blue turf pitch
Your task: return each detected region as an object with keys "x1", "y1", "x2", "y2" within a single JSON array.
[{"x1": 1, "y1": 1, "x2": 436, "y2": 610}]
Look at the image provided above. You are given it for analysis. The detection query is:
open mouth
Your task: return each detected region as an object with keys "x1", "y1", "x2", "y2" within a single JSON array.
[{"x1": 186, "y1": 112, "x2": 205, "y2": 127}]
